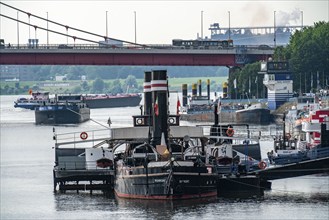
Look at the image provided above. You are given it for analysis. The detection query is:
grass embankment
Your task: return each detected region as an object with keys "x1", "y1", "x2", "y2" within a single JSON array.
[{"x1": 1, "y1": 77, "x2": 228, "y2": 95}]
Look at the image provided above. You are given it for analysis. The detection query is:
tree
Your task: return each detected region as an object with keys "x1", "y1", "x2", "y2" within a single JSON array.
[
  {"x1": 80, "y1": 81, "x2": 89, "y2": 92},
  {"x1": 91, "y1": 78, "x2": 105, "y2": 94},
  {"x1": 110, "y1": 79, "x2": 123, "y2": 94},
  {"x1": 275, "y1": 21, "x2": 329, "y2": 92},
  {"x1": 123, "y1": 75, "x2": 138, "y2": 92}
]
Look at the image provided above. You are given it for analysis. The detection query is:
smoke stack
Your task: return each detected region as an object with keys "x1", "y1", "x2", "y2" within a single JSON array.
[
  {"x1": 143, "y1": 71, "x2": 152, "y2": 115},
  {"x1": 198, "y1": 79, "x2": 202, "y2": 96},
  {"x1": 192, "y1": 83, "x2": 197, "y2": 97},
  {"x1": 207, "y1": 79, "x2": 210, "y2": 100},
  {"x1": 151, "y1": 70, "x2": 168, "y2": 146},
  {"x1": 214, "y1": 104, "x2": 219, "y2": 125},
  {"x1": 182, "y1": 84, "x2": 188, "y2": 107},
  {"x1": 223, "y1": 82, "x2": 228, "y2": 98}
]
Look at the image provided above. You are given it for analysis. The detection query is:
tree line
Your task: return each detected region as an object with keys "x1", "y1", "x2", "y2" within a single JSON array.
[{"x1": 228, "y1": 21, "x2": 329, "y2": 99}]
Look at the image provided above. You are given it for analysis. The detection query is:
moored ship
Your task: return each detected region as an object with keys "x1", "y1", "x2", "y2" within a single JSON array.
[
  {"x1": 235, "y1": 103, "x2": 271, "y2": 124},
  {"x1": 113, "y1": 70, "x2": 218, "y2": 200},
  {"x1": 83, "y1": 93, "x2": 142, "y2": 108},
  {"x1": 14, "y1": 91, "x2": 51, "y2": 110},
  {"x1": 35, "y1": 94, "x2": 90, "y2": 125}
]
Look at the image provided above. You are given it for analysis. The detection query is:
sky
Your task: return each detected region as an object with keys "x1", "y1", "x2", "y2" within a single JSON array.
[{"x1": 0, "y1": 0, "x2": 328, "y2": 45}]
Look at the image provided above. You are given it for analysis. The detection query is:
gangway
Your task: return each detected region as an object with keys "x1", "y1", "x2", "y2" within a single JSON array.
[{"x1": 250, "y1": 157, "x2": 329, "y2": 181}]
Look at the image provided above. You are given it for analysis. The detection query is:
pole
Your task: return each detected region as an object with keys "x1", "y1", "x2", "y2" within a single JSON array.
[
  {"x1": 134, "y1": 11, "x2": 137, "y2": 44},
  {"x1": 46, "y1": 12, "x2": 49, "y2": 45},
  {"x1": 228, "y1": 11, "x2": 231, "y2": 40},
  {"x1": 301, "y1": 11, "x2": 303, "y2": 28},
  {"x1": 201, "y1": 11, "x2": 203, "y2": 40},
  {"x1": 17, "y1": 11, "x2": 19, "y2": 48},
  {"x1": 28, "y1": 14, "x2": 31, "y2": 40},
  {"x1": 274, "y1": 11, "x2": 276, "y2": 47},
  {"x1": 106, "y1": 11, "x2": 108, "y2": 40}
]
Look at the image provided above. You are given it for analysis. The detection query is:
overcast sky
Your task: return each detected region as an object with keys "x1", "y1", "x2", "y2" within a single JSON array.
[{"x1": 0, "y1": 0, "x2": 328, "y2": 45}]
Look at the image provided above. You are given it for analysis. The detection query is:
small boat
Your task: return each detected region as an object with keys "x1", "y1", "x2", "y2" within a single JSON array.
[
  {"x1": 270, "y1": 108, "x2": 329, "y2": 165},
  {"x1": 14, "y1": 91, "x2": 51, "y2": 110},
  {"x1": 35, "y1": 94, "x2": 90, "y2": 125},
  {"x1": 83, "y1": 93, "x2": 142, "y2": 108}
]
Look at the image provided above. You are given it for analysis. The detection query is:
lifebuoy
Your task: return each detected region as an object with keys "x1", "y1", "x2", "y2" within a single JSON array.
[
  {"x1": 136, "y1": 118, "x2": 144, "y2": 125},
  {"x1": 80, "y1": 132, "x2": 88, "y2": 140},
  {"x1": 226, "y1": 128, "x2": 234, "y2": 137},
  {"x1": 168, "y1": 117, "x2": 175, "y2": 125},
  {"x1": 258, "y1": 161, "x2": 267, "y2": 170}
]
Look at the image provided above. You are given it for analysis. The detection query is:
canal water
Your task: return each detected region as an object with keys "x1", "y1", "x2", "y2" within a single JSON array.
[{"x1": 1, "y1": 95, "x2": 328, "y2": 220}]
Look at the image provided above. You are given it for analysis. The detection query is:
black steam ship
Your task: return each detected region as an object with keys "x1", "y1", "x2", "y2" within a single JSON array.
[{"x1": 113, "y1": 70, "x2": 218, "y2": 200}]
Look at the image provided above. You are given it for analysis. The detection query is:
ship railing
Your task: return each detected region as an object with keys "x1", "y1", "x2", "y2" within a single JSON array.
[
  {"x1": 56, "y1": 160, "x2": 115, "y2": 171},
  {"x1": 200, "y1": 125, "x2": 261, "y2": 144},
  {"x1": 53, "y1": 128, "x2": 111, "y2": 149}
]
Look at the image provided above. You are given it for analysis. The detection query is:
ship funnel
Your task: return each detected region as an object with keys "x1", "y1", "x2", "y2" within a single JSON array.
[
  {"x1": 182, "y1": 84, "x2": 188, "y2": 107},
  {"x1": 143, "y1": 71, "x2": 152, "y2": 115},
  {"x1": 192, "y1": 83, "x2": 197, "y2": 97},
  {"x1": 151, "y1": 70, "x2": 168, "y2": 146},
  {"x1": 207, "y1": 79, "x2": 210, "y2": 100}
]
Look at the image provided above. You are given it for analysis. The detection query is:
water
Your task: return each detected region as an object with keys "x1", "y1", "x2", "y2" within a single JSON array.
[{"x1": 1, "y1": 95, "x2": 328, "y2": 220}]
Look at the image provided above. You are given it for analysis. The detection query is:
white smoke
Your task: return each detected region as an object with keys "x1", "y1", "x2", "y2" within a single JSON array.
[{"x1": 276, "y1": 8, "x2": 302, "y2": 26}]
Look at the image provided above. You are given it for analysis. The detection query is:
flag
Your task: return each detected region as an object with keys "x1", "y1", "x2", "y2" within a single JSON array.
[
  {"x1": 176, "y1": 95, "x2": 181, "y2": 115},
  {"x1": 154, "y1": 97, "x2": 159, "y2": 116}
]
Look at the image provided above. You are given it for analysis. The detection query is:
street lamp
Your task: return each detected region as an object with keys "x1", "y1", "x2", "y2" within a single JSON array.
[
  {"x1": 106, "y1": 11, "x2": 108, "y2": 41},
  {"x1": 274, "y1": 11, "x2": 276, "y2": 47},
  {"x1": 17, "y1": 11, "x2": 19, "y2": 48},
  {"x1": 134, "y1": 11, "x2": 137, "y2": 44},
  {"x1": 47, "y1": 12, "x2": 49, "y2": 47},
  {"x1": 201, "y1": 11, "x2": 203, "y2": 40},
  {"x1": 228, "y1": 11, "x2": 231, "y2": 40}
]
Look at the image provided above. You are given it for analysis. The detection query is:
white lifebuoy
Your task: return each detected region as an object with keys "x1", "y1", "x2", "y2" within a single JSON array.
[
  {"x1": 168, "y1": 117, "x2": 175, "y2": 125},
  {"x1": 80, "y1": 132, "x2": 88, "y2": 140},
  {"x1": 136, "y1": 118, "x2": 144, "y2": 125}
]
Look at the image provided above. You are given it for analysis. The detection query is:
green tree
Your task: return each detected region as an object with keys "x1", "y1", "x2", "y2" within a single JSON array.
[
  {"x1": 110, "y1": 79, "x2": 123, "y2": 94},
  {"x1": 123, "y1": 75, "x2": 138, "y2": 92},
  {"x1": 275, "y1": 21, "x2": 329, "y2": 92},
  {"x1": 80, "y1": 81, "x2": 89, "y2": 92},
  {"x1": 91, "y1": 78, "x2": 105, "y2": 94}
]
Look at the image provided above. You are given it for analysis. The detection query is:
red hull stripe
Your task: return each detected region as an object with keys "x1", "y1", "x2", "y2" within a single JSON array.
[{"x1": 115, "y1": 190, "x2": 217, "y2": 200}]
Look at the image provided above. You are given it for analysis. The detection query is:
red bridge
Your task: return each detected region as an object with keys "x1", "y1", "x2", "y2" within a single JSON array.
[{"x1": 0, "y1": 44, "x2": 273, "y2": 66}]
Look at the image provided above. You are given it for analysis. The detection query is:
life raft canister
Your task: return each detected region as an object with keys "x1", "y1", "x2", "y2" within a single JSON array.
[
  {"x1": 226, "y1": 127, "x2": 234, "y2": 137},
  {"x1": 258, "y1": 161, "x2": 267, "y2": 170},
  {"x1": 80, "y1": 132, "x2": 88, "y2": 140}
]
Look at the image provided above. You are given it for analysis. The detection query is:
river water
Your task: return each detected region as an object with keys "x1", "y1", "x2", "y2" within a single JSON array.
[{"x1": 1, "y1": 95, "x2": 328, "y2": 220}]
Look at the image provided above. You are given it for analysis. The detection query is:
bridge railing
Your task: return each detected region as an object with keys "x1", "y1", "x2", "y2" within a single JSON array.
[{"x1": 0, "y1": 43, "x2": 275, "y2": 51}]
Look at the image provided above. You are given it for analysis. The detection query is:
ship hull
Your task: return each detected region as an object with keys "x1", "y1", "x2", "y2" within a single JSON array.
[
  {"x1": 35, "y1": 105, "x2": 90, "y2": 124},
  {"x1": 235, "y1": 108, "x2": 271, "y2": 124},
  {"x1": 115, "y1": 165, "x2": 217, "y2": 200},
  {"x1": 85, "y1": 95, "x2": 141, "y2": 108}
]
